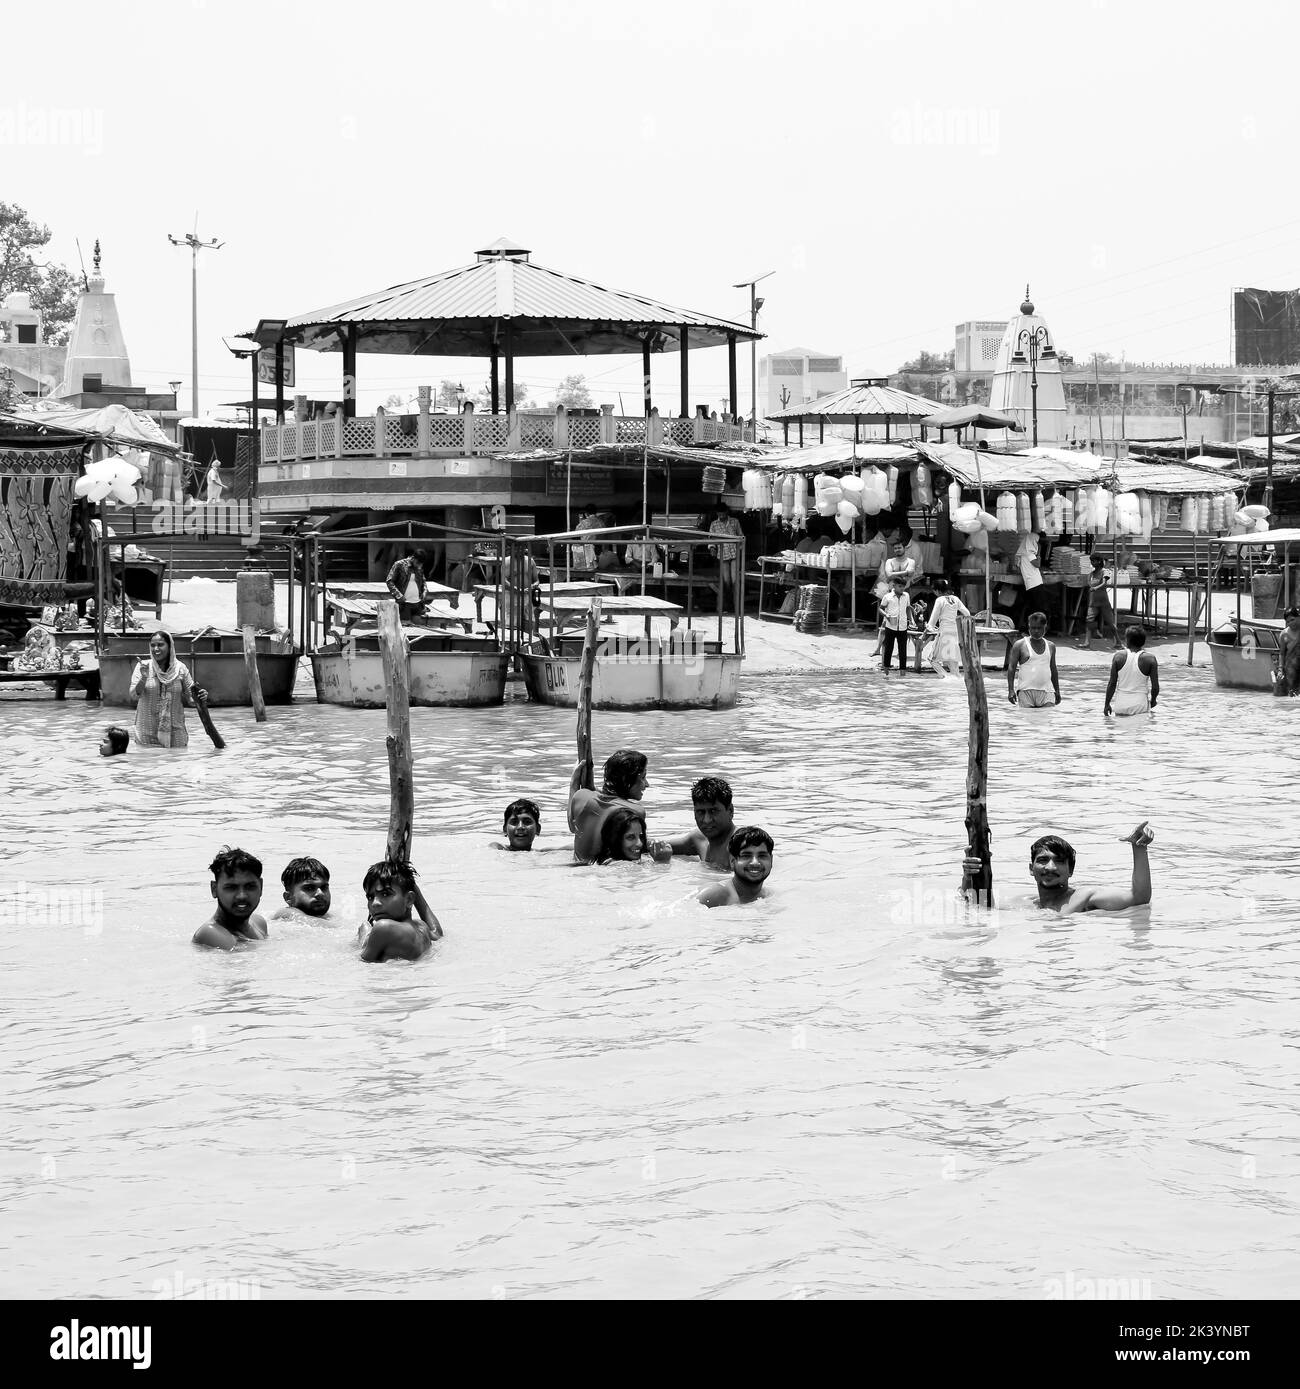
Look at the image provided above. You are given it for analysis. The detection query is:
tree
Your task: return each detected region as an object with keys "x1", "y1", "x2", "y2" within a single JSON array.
[
  {"x1": 898, "y1": 349, "x2": 954, "y2": 373},
  {"x1": 436, "y1": 379, "x2": 465, "y2": 410},
  {"x1": 547, "y1": 373, "x2": 593, "y2": 410},
  {"x1": 474, "y1": 378, "x2": 530, "y2": 411},
  {"x1": 383, "y1": 391, "x2": 413, "y2": 411},
  {"x1": 0, "y1": 203, "x2": 80, "y2": 347}
]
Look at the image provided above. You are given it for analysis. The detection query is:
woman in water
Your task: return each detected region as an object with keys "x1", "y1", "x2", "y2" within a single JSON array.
[
  {"x1": 595, "y1": 807, "x2": 672, "y2": 865},
  {"x1": 129, "y1": 630, "x2": 206, "y2": 747}
]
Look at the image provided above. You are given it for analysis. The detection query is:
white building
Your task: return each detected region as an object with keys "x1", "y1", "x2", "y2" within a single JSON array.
[
  {"x1": 54, "y1": 242, "x2": 133, "y2": 398},
  {"x1": 758, "y1": 345, "x2": 847, "y2": 417},
  {"x1": 0, "y1": 291, "x2": 65, "y2": 396},
  {"x1": 986, "y1": 293, "x2": 1068, "y2": 445},
  {"x1": 955, "y1": 320, "x2": 1008, "y2": 372}
]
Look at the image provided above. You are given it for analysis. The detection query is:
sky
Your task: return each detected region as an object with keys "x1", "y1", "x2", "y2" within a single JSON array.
[{"x1": 6, "y1": 0, "x2": 1299, "y2": 415}]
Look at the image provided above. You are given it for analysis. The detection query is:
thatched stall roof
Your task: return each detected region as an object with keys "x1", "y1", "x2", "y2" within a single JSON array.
[{"x1": 915, "y1": 441, "x2": 1240, "y2": 495}]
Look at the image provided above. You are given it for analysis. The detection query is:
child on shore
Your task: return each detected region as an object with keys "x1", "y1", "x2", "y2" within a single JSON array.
[
  {"x1": 665, "y1": 776, "x2": 737, "y2": 869},
  {"x1": 358, "y1": 860, "x2": 442, "y2": 962},
  {"x1": 98, "y1": 726, "x2": 130, "y2": 757},
  {"x1": 698, "y1": 826, "x2": 774, "y2": 907},
  {"x1": 274, "y1": 857, "x2": 333, "y2": 920},
  {"x1": 193, "y1": 846, "x2": 269, "y2": 949}
]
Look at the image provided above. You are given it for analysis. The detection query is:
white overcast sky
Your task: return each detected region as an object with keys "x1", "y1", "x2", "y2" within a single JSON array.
[{"x1": 6, "y1": 0, "x2": 1299, "y2": 412}]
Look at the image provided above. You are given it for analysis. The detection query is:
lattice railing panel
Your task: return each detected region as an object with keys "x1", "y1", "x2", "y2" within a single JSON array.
[
  {"x1": 615, "y1": 417, "x2": 647, "y2": 443},
  {"x1": 429, "y1": 416, "x2": 466, "y2": 448},
  {"x1": 385, "y1": 418, "x2": 418, "y2": 452},
  {"x1": 318, "y1": 419, "x2": 337, "y2": 454},
  {"x1": 300, "y1": 422, "x2": 319, "y2": 457},
  {"x1": 343, "y1": 419, "x2": 376, "y2": 452},
  {"x1": 474, "y1": 416, "x2": 509, "y2": 449},
  {"x1": 261, "y1": 426, "x2": 280, "y2": 461},
  {"x1": 665, "y1": 418, "x2": 694, "y2": 444},
  {"x1": 520, "y1": 416, "x2": 556, "y2": 447},
  {"x1": 569, "y1": 418, "x2": 601, "y2": 448},
  {"x1": 279, "y1": 425, "x2": 298, "y2": 455}
]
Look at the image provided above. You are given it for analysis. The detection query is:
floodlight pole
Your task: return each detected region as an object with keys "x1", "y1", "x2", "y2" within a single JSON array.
[
  {"x1": 734, "y1": 271, "x2": 774, "y2": 441},
  {"x1": 168, "y1": 230, "x2": 224, "y2": 422}
]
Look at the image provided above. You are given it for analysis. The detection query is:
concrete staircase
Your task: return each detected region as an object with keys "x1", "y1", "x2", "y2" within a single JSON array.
[{"x1": 102, "y1": 505, "x2": 368, "y2": 583}]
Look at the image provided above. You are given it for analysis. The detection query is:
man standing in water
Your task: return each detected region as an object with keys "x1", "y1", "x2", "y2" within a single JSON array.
[
  {"x1": 1007, "y1": 611, "x2": 1060, "y2": 708},
  {"x1": 1105, "y1": 626, "x2": 1160, "y2": 717}
]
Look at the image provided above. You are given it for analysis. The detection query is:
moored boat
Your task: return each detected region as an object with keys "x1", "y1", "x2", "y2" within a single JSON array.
[
  {"x1": 312, "y1": 630, "x2": 508, "y2": 707},
  {"x1": 1209, "y1": 529, "x2": 1300, "y2": 691},
  {"x1": 98, "y1": 630, "x2": 300, "y2": 707}
]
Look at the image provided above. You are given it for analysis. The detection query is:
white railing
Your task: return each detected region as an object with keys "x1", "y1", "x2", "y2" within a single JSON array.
[{"x1": 259, "y1": 404, "x2": 755, "y2": 463}]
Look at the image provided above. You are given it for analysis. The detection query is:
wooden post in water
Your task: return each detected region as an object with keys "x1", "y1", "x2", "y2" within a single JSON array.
[
  {"x1": 241, "y1": 626, "x2": 266, "y2": 722},
  {"x1": 567, "y1": 597, "x2": 602, "y2": 831},
  {"x1": 193, "y1": 691, "x2": 226, "y2": 749},
  {"x1": 957, "y1": 613, "x2": 993, "y2": 907},
  {"x1": 377, "y1": 598, "x2": 414, "y2": 862}
]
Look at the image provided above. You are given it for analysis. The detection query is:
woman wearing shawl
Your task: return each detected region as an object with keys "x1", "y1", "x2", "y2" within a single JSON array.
[
  {"x1": 11, "y1": 625, "x2": 63, "y2": 672},
  {"x1": 129, "y1": 631, "x2": 207, "y2": 747}
]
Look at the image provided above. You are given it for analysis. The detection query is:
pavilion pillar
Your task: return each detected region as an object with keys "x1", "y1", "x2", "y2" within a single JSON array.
[
  {"x1": 490, "y1": 344, "x2": 500, "y2": 414},
  {"x1": 727, "y1": 333, "x2": 738, "y2": 419},
  {"x1": 819, "y1": 417, "x2": 824, "y2": 443},
  {"x1": 854, "y1": 414, "x2": 860, "y2": 444},
  {"x1": 342, "y1": 325, "x2": 357, "y2": 420},
  {"x1": 679, "y1": 325, "x2": 689, "y2": 417},
  {"x1": 504, "y1": 323, "x2": 514, "y2": 414},
  {"x1": 642, "y1": 338, "x2": 652, "y2": 416}
]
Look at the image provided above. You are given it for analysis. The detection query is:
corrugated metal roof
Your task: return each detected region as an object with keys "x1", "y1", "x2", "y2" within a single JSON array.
[
  {"x1": 915, "y1": 441, "x2": 1239, "y2": 495},
  {"x1": 268, "y1": 250, "x2": 759, "y2": 358},
  {"x1": 768, "y1": 383, "x2": 943, "y2": 421}
]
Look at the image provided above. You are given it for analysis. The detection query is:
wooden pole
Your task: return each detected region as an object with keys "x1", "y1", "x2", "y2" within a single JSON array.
[
  {"x1": 193, "y1": 690, "x2": 226, "y2": 749},
  {"x1": 377, "y1": 598, "x2": 414, "y2": 862},
  {"x1": 241, "y1": 625, "x2": 267, "y2": 722},
  {"x1": 957, "y1": 613, "x2": 993, "y2": 908},
  {"x1": 569, "y1": 598, "x2": 602, "y2": 828}
]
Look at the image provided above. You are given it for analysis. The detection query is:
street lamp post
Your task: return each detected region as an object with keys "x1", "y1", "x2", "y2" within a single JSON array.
[
  {"x1": 733, "y1": 270, "x2": 774, "y2": 440},
  {"x1": 167, "y1": 229, "x2": 224, "y2": 422}
]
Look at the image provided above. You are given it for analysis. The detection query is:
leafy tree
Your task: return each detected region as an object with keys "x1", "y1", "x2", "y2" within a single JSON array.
[
  {"x1": 382, "y1": 391, "x2": 413, "y2": 411},
  {"x1": 436, "y1": 379, "x2": 465, "y2": 410},
  {"x1": 474, "y1": 377, "x2": 530, "y2": 411},
  {"x1": 547, "y1": 373, "x2": 593, "y2": 410},
  {"x1": 898, "y1": 349, "x2": 954, "y2": 373},
  {"x1": 0, "y1": 203, "x2": 80, "y2": 347}
]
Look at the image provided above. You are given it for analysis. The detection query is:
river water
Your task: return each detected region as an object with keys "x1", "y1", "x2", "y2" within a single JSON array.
[{"x1": 3, "y1": 665, "x2": 1298, "y2": 1299}]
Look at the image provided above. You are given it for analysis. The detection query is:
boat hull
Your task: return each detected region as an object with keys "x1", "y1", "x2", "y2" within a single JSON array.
[
  {"x1": 311, "y1": 646, "x2": 508, "y2": 707},
  {"x1": 1208, "y1": 619, "x2": 1284, "y2": 690},
  {"x1": 520, "y1": 651, "x2": 742, "y2": 709},
  {"x1": 98, "y1": 639, "x2": 300, "y2": 707}
]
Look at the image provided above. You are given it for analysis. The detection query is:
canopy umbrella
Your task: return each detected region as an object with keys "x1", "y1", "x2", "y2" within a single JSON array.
[
  {"x1": 923, "y1": 406, "x2": 1024, "y2": 442},
  {"x1": 767, "y1": 381, "x2": 942, "y2": 444}
]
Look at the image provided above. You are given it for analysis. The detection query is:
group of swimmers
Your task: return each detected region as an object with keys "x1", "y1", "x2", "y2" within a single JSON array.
[{"x1": 193, "y1": 758, "x2": 776, "y2": 961}]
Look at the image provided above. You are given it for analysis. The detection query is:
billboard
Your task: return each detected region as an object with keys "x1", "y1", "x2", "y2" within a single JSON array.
[{"x1": 1233, "y1": 288, "x2": 1300, "y2": 366}]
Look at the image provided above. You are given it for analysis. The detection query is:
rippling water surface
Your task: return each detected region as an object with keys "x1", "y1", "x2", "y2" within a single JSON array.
[{"x1": 3, "y1": 666, "x2": 1299, "y2": 1299}]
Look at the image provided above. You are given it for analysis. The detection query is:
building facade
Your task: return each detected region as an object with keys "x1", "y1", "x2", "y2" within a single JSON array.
[{"x1": 758, "y1": 346, "x2": 847, "y2": 417}]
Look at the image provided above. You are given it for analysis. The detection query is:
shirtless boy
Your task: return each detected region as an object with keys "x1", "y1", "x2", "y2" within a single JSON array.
[
  {"x1": 570, "y1": 747, "x2": 661, "y2": 864},
  {"x1": 357, "y1": 860, "x2": 443, "y2": 963},
  {"x1": 666, "y1": 776, "x2": 737, "y2": 869},
  {"x1": 273, "y1": 857, "x2": 332, "y2": 919},
  {"x1": 494, "y1": 797, "x2": 542, "y2": 851},
  {"x1": 193, "y1": 846, "x2": 269, "y2": 949},
  {"x1": 698, "y1": 826, "x2": 774, "y2": 908},
  {"x1": 99, "y1": 726, "x2": 129, "y2": 757}
]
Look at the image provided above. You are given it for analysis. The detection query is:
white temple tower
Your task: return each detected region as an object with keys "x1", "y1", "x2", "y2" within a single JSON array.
[
  {"x1": 54, "y1": 239, "x2": 133, "y2": 397},
  {"x1": 986, "y1": 289, "x2": 1067, "y2": 445}
]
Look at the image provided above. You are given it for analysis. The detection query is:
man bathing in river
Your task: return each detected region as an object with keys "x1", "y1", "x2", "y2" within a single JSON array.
[
  {"x1": 1105, "y1": 626, "x2": 1160, "y2": 717},
  {"x1": 664, "y1": 776, "x2": 737, "y2": 869},
  {"x1": 193, "y1": 847, "x2": 269, "y2": 949},
  {"x1": 358, "y1": 860, "x2": 442, "y2": 962},
  {"x1": 698, "y1": 827, "x2": 775, "y2": 908},
  {"x1": 1008, "y1": 611, "x2": 1060, "y2": 708},
  {"x1": 964, "y1": 822, "x2": 1155, "y2": 913},
  {"x1": 273, "y1": 857, "x2": 333, "y2": 920}
]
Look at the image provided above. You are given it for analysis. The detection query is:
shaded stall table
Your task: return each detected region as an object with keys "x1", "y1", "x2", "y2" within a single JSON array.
[
  {"x1": 0, "y1": 659, "x2": 101, "y2": 699},
  {"x1": 473, "y1": 579, "x2": 613, "y2": 629},
  {"x1": 535, "y1": 593, "x2": 684, "y2": 640}
]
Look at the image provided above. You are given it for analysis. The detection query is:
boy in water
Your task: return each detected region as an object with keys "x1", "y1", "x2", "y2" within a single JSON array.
[
  {"x1": 358, "y1": 860, "x2": 442, "y2": 962},
  {"x1": 274, "y1": 857, "x2": 333, "y2": 920},
  {"x1": 494, "y1": 797, "x2": 542, "y2": 851},
  {"x1": 698, "y1": 826, "x2": 774, "y2": 908},
  {"x1": 1008, "y1": 611, "x2": 1061, "y2": 708},
  {"x1": 571, "y1": 747, "x2": 669, "y2": 864},
  {"x1": 665, "y1": 776, "x2": 737, "y2": 869},
  {"x1": 1104, "y1": 626, "x2": 1160, "y2": 716},
  {"x1": 98, "y1": 726, "x2": 130, "y2": 757},
  {"x1": 193, "y1": 846, "x2": 269, "y2": 949},
  {"x1": 962, "y1": 821, "x2": 1155, "y2": 914}
]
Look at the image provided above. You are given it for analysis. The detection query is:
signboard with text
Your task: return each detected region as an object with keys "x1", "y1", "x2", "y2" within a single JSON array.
[
  {"x1": 256, "y1": 345, "x2": 295, "y2": 388},
  {"x1": 545, "y1": 462, "x2": 615, "y2": 498}
]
